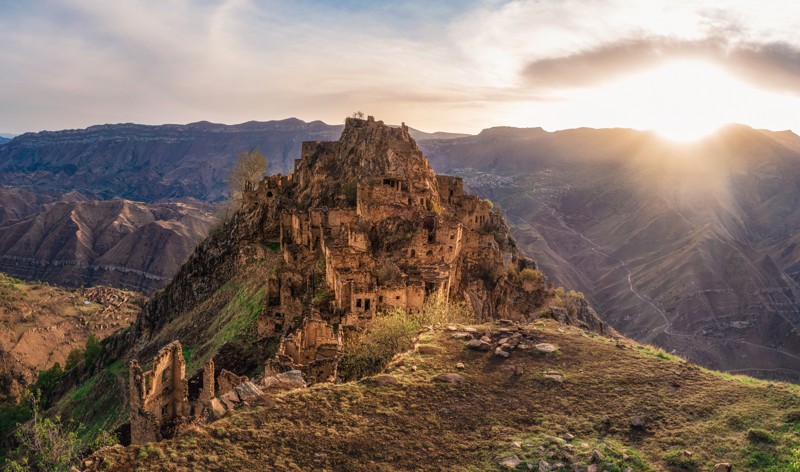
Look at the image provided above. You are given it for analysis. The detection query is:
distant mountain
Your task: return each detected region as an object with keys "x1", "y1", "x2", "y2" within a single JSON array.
[
  {"x1": 0, "y1": 137, "x2": 10, "y2": 145},
  {"x1": 420, "y1": 125, "x2": 800, "y2": 381},
  {"x1": 0, "y1": 119, "x2": 343, "y2": 202},
  {"x1": 0, "y1": 196, "x2": 215, "y2": 293}
]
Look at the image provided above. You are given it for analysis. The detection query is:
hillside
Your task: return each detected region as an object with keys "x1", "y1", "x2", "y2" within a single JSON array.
[
  {"x1": 420, "y1": 125, "x2": 800, "y2": 382},
  {"x1": 0, "y1": 273, "x2": 144, "y2": 402},
  {"x1": 90, "y1": 318, "x2": 800, "y2": 471},
  {"x1": 0, "y1": 119, "x2": 343, "y2": 202},
  {"x1": 14, "y1": 117, "x2": 605, "y2": 455},
  {"x1": 0, "y1": 197, "x2": 216, "y2": 293}
]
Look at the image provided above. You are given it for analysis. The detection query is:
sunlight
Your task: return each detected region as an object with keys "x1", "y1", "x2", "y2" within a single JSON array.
[{"x1": 565, "y1": 60, "x2": 766, "y2": 141}]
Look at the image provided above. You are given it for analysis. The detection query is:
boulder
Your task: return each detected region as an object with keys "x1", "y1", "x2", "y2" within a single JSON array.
[
  {"x1": 209, "y1": 398, "x2": 227, "y2": 420},
  {"x1": 498, "y1": 455, "x2": 522, "y2": 468},
  {"x1": 467, "y1": 339, "x2": 491, "y2": 351},
  {"x1": 713, "y1": 464, "x2": 732, "y2": 472},
  {"x1": 235, "y1": 381, "x2": 265, "y2": 402},
  {"x1": 495, "y1": 347, "x2": 510, "y2": 358},
  {"x1": 534, "y1": 343, "x2": 558, "y2": 353}
]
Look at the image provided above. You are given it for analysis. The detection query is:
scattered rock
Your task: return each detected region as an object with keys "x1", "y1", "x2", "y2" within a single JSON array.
[
  {"x1": 534, "y1": 343, "x2": 559, "y2": 353},
  {"x1": 713, "y1": 463, "x2": 732, "y2": 472},
  {"x1": 587, "y1": 465, "x2": 599, "y2": 472},
  {"x1": 630, "y1": 416, "x2": 648, "y2": 429},
  {"x1": 480, "y1": 335, "x2": 492, "y2": 343},
  {"x1": 446, "y1": 325, "x2": 458, "y2": 331},
  {"x1": 512, "y1": 441, "x2": 522, "y2": 448},
  {"x1": 434, "y1": 373, "x2": 464, "y2": 385},
  {"x1": 543, "y1": 370, "x2": 563, "y2": 383},
  {"x1": 591, "y1": 448, "x2": 605, "y2": 463},
  {"x1": 456, "y1": 362, "x2": 465, "y2": 370},
  {"x1": 495, "y1": 347, "x2": 510, "y2": 358},
  {"x1": 452, "y1": 332, "x2": 472, "y2": 340},
  {"x1": 538, "y1": 460, "x2": 551, "y2": 471},
  {"x1": 463, "y1": 327, "x2": 478, "y2": 334},
  {"x1": 467, "y1": 339, "x2": 491, "y2": 351},
  {"x1": 498, "y1": 455, "x2": 522, "y2": 468},
  {"x1": 264, "y1": 370, "x2": 307, "y2": 390},
  {"x1": 209, "y1": 398, "x2": 227, "y2": 420},
  {"x1": 563, "y1": 433, "x2": 574, "y2": 441},
  {"x1": 235, "y1": 381, "x2": 265, "y2": 402}
]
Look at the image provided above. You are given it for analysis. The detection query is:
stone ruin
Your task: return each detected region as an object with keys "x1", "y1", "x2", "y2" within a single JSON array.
[
  {"x1": 245, "y1": 116, "x2": 548, "y2": 383},
  {"x1": 129, "y1": 340, "x2": 307, "y2": 444},
  {"x1": 128, "y1": 341, "x2": 189, "y2": 444}
]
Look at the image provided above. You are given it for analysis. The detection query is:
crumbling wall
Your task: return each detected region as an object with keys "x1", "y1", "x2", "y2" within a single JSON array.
[{"x1": 129, "y1": 341, "x2": 189, "y2": 444}]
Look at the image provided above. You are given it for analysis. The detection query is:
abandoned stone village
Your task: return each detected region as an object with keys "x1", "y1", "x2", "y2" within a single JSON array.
[{"x1": 127, "y1": 116, "x2": 601, "y2": 444}]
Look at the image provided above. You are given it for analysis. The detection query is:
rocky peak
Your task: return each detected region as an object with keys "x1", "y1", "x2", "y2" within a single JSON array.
[{"x1": 290, "y1": 116, "x2": 439, "y2": 210}]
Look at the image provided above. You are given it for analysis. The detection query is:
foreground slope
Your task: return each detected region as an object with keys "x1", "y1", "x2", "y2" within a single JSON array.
[
  {"x1": 421, "y1": 125, "x2": 800, "y2": 382},
  {"x1": 92, "y1": 319, "x2": 800, "y2": 471}
]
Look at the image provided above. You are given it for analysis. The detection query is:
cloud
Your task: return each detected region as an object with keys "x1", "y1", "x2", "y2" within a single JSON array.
[
  {"x1": 0, "y1": 0, "x2": 799, "y2": 134},
  {"x1": 520, "y1": 36, "x2": 800, "y2": 95}
]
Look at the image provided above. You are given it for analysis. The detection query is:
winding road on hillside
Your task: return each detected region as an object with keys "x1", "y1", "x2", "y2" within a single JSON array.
[{"x1": 507, "y1": 209, "x2": 800, "y2": 376}]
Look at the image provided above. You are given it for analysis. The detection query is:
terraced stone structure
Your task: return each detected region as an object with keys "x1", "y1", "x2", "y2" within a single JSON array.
[{"x1": 243, "y1": 117, "x2": 602, "y2": 381}]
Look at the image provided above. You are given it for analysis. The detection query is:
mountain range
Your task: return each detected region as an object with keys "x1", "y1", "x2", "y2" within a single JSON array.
[{"x1": 2, "y1": 119, "x2": 800, "y2": 381}]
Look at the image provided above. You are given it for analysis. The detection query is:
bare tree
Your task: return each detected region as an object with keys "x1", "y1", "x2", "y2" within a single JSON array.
[{"x1": 228, "y1": 149, "x2": 268, "y2": 201}]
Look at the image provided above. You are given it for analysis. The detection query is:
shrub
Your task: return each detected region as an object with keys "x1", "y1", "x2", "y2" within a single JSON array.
[
  {"x1": 83, "y1": 334, "x2": 103, "y2": 369},
  {"x1": 338, "y1": 300, "x2": 472, "y2": 380},
  {"x1": 64, "y1": 349, "x2": 83, "y2": 372},
  {"x1": 30, "y1": 363, "x2": 63, "y2": 408}
]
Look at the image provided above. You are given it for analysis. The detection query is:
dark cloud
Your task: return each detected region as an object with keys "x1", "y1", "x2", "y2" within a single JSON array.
[{"x1": 521, "y1": 36, "x2": 800, "y2": 94}]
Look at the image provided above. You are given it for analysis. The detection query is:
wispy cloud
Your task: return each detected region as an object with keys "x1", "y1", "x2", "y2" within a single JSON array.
[{"x1": 0, "y1": 0, "x2": 799, "y2": 133}]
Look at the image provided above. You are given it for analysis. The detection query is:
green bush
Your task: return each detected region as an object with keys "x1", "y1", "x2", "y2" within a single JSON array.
[
  {"x1": 3, "y1": 392, "x2": 118, "y2": 471},
  {"x1": 64, "y1": 349, "x2": 83, "y2": 372},
  {"x1": 30, "y1": 363, "x2": 63, "y2": 408},
  {"x1": 83, "y1": 334, "x2": 103, "y2": 369}
]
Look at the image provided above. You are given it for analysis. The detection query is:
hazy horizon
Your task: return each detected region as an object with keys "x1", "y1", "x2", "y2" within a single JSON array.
[{"x1": 2, "y1": 1, "x2": 800, "y2": 140}]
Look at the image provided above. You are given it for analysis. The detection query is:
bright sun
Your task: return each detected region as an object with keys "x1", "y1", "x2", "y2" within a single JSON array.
[{"x1": 568, "y1": 60, "x2": 760, "y2": 141}]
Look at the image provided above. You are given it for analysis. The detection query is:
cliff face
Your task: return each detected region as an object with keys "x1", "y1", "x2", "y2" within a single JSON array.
[{"x1": 132, "y1": 117, "x2": 608, "y2": 385}]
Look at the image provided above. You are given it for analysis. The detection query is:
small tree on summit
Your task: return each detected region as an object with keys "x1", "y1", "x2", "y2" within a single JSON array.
[{"x1": 228, "y1": 149, "x2": 268, "y2": 201}]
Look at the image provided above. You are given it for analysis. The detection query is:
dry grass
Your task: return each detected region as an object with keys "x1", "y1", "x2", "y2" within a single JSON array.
[{"x1": 92, "y1": 319, "x2": 800, "y2": 471}]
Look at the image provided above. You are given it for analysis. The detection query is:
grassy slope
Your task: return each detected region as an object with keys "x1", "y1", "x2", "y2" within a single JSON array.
[
  {"x1": 50, "y1": 245, "x2": 281, "y2": 445},
  {"x1": 95, "y1": 319, "x2": 800, "y2": 471}
]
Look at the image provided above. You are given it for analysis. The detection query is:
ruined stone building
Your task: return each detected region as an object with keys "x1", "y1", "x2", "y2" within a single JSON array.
[
  {"x1": 128, "y1": 116, "x2": 605, "y2": 443},
  {"x1": 245, "y1": 117, "x2": 544, "y2": 382},
  {"x1": 128, "y1": 341, "x2": 190, "y2": 444}
]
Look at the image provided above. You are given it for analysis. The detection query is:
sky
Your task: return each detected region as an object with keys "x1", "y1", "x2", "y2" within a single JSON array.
[{"x1": 1, "y1": 0, "x2": 800, "y2": 139}]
